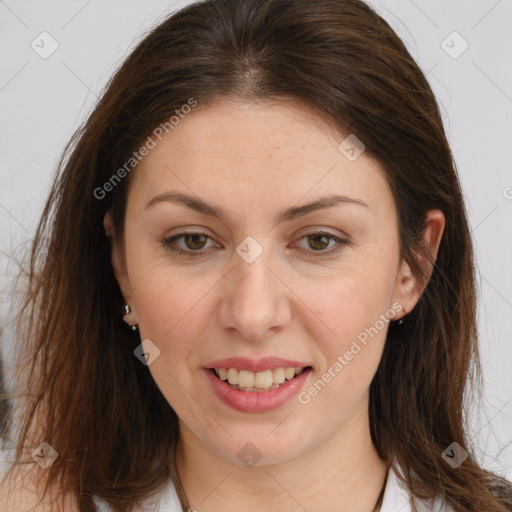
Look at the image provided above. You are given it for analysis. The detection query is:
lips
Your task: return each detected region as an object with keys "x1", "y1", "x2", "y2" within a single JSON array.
[{"x1": 204, "y1": 356, "x2": 312, "y2": 412}]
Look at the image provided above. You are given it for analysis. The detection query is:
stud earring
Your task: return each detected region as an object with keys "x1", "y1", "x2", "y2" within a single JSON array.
[
  {"x1": 123, "y1": 303, "x2": 138, "y2": 331},
  {"x1": 398, "y1": 309, "x2": 407, "y2": 325}
]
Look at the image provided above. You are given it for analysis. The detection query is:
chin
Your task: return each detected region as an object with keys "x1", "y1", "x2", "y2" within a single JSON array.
[{"x1": 190, "y1": 418, "x2": 321, "y2": 467}]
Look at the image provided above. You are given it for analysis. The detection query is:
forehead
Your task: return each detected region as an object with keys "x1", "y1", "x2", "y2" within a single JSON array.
[
  {"x1": 129, "y1": 97, "x2": 393, "y2": 218},
  {"x1": 145, "y1": 97, "x2": 349, "y2": 169}
]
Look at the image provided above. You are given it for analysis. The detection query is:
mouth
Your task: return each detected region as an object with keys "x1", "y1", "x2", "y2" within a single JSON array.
[
  {"x1": 204, "y1": 356, "x2": 313, "y2": 412},
  {"x1": 210, "y1": 366, "x2": 312, "y2": 392}
]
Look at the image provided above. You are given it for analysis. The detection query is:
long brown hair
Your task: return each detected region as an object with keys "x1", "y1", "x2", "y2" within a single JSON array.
[{"x1": 1, "y1": 0, "x2": 511, "y2": 510}]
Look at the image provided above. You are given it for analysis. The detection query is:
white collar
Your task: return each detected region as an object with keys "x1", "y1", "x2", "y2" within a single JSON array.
[{"x1": 380, "y1": 460, "x2": 453, "y2": 512}]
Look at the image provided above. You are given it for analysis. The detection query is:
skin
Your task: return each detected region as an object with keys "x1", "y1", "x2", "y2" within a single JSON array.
[{"x1": 105, "y1": 97, "x2": 445, "y2": 512}]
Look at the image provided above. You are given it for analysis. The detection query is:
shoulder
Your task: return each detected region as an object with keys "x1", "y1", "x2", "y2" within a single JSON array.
[
  {"x1": 92, "y1": 476, "x2": 182, "y2": 512},
  {"x1": 1, "y1": 448, "x2": 181, "y2": 512},
  {"x1": 0, "y1": 449, "x2": 80, "y2": 512},
  {"x1": 380, "y1": 460, "x2": 454, "y2": 512},
  {"x1": 381, "y1": 460, "x2": 512, "y2": 512}
]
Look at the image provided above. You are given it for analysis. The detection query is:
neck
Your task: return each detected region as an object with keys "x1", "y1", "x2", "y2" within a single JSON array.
[{"x1": 175, "y1": 400, "x2": 389, "y2": 512}]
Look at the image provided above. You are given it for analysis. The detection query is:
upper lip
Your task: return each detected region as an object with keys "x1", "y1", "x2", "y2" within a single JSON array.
[{"x1": 204, "y1": 356, "x2": 311, "y2": 372}]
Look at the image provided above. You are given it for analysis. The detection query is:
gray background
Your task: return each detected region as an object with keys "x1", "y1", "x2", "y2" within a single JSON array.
[{"x1": 1, "y1": 0, "x2": 511, "y2": 478}]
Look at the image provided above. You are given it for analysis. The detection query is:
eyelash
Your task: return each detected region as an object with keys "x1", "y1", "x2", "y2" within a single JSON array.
[{"x1": 162, "y1": 230, "x2": 347, "y2": 257}]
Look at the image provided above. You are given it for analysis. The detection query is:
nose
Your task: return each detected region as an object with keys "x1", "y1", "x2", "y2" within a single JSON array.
[{"x1": 218, "y1": 241, "x2": 292, "y2": 342}]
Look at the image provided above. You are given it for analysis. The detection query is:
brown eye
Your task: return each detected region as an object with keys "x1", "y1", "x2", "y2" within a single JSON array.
[
  {"x1": 306, "y1": 233, "x2": 332, "y2": 251},
  {"x1": 295, "y1": 231, "x2": 347, "y2": 254},
  {"x1": 182, "y1": 233, "x2": 208, "y2": 250},
  {"x1": 162, "y1": 230, "x2": 215, "y2": 256}
]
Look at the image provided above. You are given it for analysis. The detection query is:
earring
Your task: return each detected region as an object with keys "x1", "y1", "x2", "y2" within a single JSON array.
[
  {"x1": 123, "y1": 304, "x2": 138, "y2": 331},
  {"x1": 398, "y1": 309, "x2": 407, "y2": 325}
]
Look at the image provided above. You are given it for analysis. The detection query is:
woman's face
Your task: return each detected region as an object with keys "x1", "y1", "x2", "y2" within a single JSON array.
[{"x1": 110, "y1": 97, "x2": 425, "y2": 466}]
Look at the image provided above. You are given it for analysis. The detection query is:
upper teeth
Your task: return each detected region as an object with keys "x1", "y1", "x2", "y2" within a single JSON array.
[{"x1": 214, "y1": 367, "x2": 304, "y2": 390}]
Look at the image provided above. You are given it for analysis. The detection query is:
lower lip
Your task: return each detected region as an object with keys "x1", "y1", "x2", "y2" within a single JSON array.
[{"x1": 204, "y1": 368, "x2": 311, "y2": 413}]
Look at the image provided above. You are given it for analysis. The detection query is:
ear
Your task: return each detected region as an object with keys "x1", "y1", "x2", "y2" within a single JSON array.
[
  {"x1": 103, "y1": 210, "x2": 138, "y2": 327},
  {"x1": 393, "y1": 209, "x2": 445, "y2": 318}
]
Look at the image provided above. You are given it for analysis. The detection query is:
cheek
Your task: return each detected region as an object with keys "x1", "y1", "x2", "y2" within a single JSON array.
[
  {"x1": 128, "y1": 259, "x2": 225, "y2": 379},
  {"x1": 132, "y1": 271, "x2": 210, "y2": 349},
  {"x1": 129, "y1": 272, "x2": 213, "y2": 415},
  {"x1": 125, "y1": 236, "x2": 212, "y2": 337},
  {"x1": 294, "y1": 251, "x2": 398, "y2": 412},
  {"x1": 299, "y1": 255, "x2": 397, "y2": 355},
  {"x1": 298, "y1": 284, "x2": 391, "y2": 430}
]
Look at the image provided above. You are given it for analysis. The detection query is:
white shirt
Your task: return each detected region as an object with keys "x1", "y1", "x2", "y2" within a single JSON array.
[
  {"x1": 93, "y1": 460, "x2": 454, "y2": 511},
  {"x1": 380, "y1": 461, "x2": 453, "y2": 511}
]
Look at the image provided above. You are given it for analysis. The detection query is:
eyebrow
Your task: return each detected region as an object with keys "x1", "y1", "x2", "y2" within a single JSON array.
[{"x1": 146, "y1": 191, "x2": 369, "y2": 223}]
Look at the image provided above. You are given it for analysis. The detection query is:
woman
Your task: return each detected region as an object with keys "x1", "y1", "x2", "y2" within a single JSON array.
[{"x1": 1, "y1": 0, "x2": 511, "y2": 511}]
